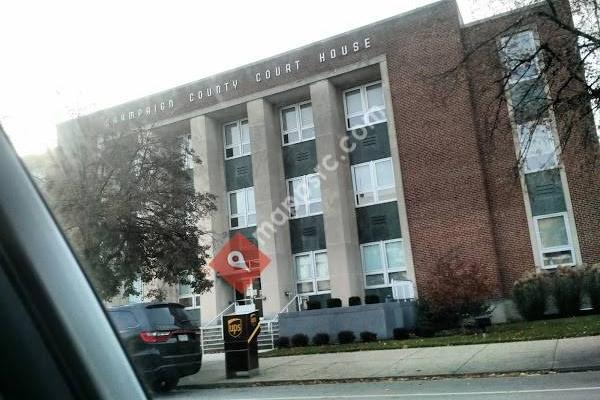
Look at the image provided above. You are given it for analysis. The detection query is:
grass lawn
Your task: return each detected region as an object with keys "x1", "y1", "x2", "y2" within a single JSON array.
[{"x1": 260, "y1": 314, "x2": 600, "y2": 358}]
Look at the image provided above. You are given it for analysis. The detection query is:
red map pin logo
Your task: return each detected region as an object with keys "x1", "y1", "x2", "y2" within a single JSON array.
[{"x1": 209, "y1": 232, "x2": 270, "y2": 294}]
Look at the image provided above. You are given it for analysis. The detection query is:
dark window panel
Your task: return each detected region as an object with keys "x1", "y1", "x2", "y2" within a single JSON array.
[
  {"x1": 355, "y1": 202, "x2": 401, "y2": 243},
  {"x1": 525, "y1": 169, "x2": 567, "y2": 216},
  {"x1": 289, "y1": 215, "x2": 326, "y2": 253},
  {"x1": 225, "y1": 155, "x2": 253, "y2": 191},
  {"x1": 348, "y1": 122, "x2": 391, "y2": 165},
  {"x1": 283, "y1": 140, "x2": 317, "y2": 179},
  {"x1": 229, "y1": 226, "x2": 258, "y2": 246}
]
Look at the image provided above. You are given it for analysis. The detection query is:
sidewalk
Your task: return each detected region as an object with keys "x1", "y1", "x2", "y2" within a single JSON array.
[{"x1": 181, "y1": 336, "x2": 600, "y2": 388}]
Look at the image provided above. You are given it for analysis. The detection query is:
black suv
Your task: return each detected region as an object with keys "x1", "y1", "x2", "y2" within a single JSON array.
[{"x1": 108, "y1": 302, "x2": 202, "y2": 392}]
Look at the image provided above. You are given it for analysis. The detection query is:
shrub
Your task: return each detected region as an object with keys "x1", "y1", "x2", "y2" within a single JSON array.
[
  {"x1": 327, "y1": 298, "x2": 342, "y2": 308},
  {"x1": 275, "y1": 336, "x2": 290, "y2": 348},
  {"x1": 349, "y1": 296, "x2": 362, "y2": 306},
  {"x1": 306, "y1": 300, "x2": 321, "y2": 310},
  {"x1": 337, "y1": 330, "x2": 356, "y2": 344},
  {"x1": 393, "y1": 328, "x2": 410, "y2": 340},
  {"x1": 414, "y1": 300, "x2": 436, "y2": 337},
  {"x1": 415, "y1": 326, "x2": 436, "y2": 338},
  {"x1": 512, "y1": 272, "x2": 548, "y2": 320},
  {"x1": 360, "y1": 331, "x2": 378, "y2": 342},
  {"x1": 312, "y1": 333, "x2": 330, "y2": 346},
  {"x1": 551, "y1": 266, "x2": 583, "y2": 317},
  {"x1": 423, "y1": 251, "x2": 494, "y2": 329},
  {"x1": 365, "y1": 295, "x2": 380, "y2": 304},
  {"x1": 291, "y1": 333, "x2": 309, "y2": 347},
  {"x1": 583, "y1": 264, "x2": 600, "y2": 313}
]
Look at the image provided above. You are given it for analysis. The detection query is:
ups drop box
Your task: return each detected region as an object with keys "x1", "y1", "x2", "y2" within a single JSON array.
[{"x1": 223, "y1": 311, "x2": 260, "y2": 378}]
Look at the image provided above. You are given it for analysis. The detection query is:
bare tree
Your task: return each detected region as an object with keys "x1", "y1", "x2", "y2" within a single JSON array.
[{"x1": 459, "y1": 0, "x2": 599, "y2": 169}]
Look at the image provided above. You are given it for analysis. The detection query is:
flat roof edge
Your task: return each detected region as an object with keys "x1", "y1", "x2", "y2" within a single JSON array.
[{"x1": 461, "y1": 1, "x2": 547, "y2": 29}]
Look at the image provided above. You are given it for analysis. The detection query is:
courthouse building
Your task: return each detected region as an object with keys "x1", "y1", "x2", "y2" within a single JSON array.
[{"x1": 58, "y1": 0, "x2": 600, "y2": 323}]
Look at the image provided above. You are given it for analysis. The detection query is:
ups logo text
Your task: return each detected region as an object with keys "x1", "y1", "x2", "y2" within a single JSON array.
[{"x1": 227, "y1": 318, "x2": 242, "y2": 338}]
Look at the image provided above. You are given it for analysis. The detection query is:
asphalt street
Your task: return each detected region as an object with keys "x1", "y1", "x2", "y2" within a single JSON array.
[{"x1": 158, "y1": 370, "x2": 600, "y2": 399}]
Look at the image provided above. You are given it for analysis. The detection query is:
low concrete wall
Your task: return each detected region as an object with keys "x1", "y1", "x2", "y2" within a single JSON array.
[{"x1": 278, "y1": 301, "x2": 417, "y2": 341}]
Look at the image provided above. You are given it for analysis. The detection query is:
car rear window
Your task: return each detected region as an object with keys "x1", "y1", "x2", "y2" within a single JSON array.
[
  {"x1": 108, "y1": 310, "x2": 139, "y2": 330},
  {"x1": 146, "y1": 305, "x2": 194, "y2": 329}
]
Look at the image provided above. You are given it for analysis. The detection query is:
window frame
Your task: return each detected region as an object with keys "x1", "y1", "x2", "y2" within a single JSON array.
[
  {"x1": 227, "y1": 187, "x2": 256, "y2": 230},
  {"x1": 351, "y1": 157, "x2": 396, "y2": 207},
  {"x1": 360, "y1": 239, "x2": 406, "y2": 289},
  {"x1": 342, "y1": 81, "x2": 387, "y2": 131},
  {"x1": 280, "y1": 101, "x2": 315, "y2": 146},
  {"x1": 293, "y1": 250, "x2": 331, "y2": 296},
  {"x1": 223, "y1": 118, "x2": 250, "y2": 160},
  {"x1": 286, "y1": 173, "x2": 322, "y2": 219},
  {"x1": 533, "y1": 212, "x2": 575, "y2": 269}
]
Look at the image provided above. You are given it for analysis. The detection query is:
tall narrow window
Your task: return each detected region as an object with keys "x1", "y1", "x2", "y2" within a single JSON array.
[
  {"x1": 361, "y1": 239, "x2": 406, "y2": 288},
  {"x1": 343, "y1": 81, "x2": 386, "y2": 130},
  {"x1": 286, "y1": 173, "x2": 322, "y2": 218},
  {"x1": 224, "y1": 119, "x2": 250, "y2": 160},
  {"x1": 534, "y1": 212, "x2": 575, "y2": 268},
  {"x1": 351, "y1": 158, "x2": 395, "y2": 206},
  {"x1": 228, "y1": 187, "x2": 256, "y2": 229},
  {"x1": 294, "y1": 250, "x2": 330, "y2": 295},
  {"x1": 500, "y1": 30, "x2": 576, "y2": 271},
  {"x1": 280, "y1": 101, "x2": 315, "y2": 145}
]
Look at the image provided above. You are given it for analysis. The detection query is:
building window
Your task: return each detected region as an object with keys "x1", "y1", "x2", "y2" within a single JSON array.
[
  {"x1": 294, "y1": 250, "x2": 330, "y2": 295},
  {"x1": 351, "y1": 158, "x2": 395, "y2": 206},
  {"x1": 517, "y1": 120, "x2": 557, "y2": 173},
  {"x1": 343, "y1": 81, "x2": 386, "y2": 130},
  {"x1": 178, "y1": 281, "x2": 201, "y2": 309},
  {"x1": 361, "y1": 239, "x2": 406, "y2": 288},
  {"x1": 224, "y1": 119, "x2": 250, "y2": 160},
  {"x1": 182, "y1": 133, "x2": 193, "y2": 170},
  {"x1": 509, "y1": 79, "x2": 548, "y2": 124},
  {"x1": 280, "y1": 102, "x2": 315, "y2": 145},
  {"x1": 534, "y1": 212, "x2": 575, "y2": 268},
  {"x1": 228, "y1": 187, "x2": 256, "y2": 229},
  {"x1": 128, "y1": 277, "x2": 143, "y2": 304},
  {"x1": 286, "y1": 174, "x2": 322, "y2": 218},
  {"x1": 500, "y1": 30, "x2": 540, "y2": 84}
]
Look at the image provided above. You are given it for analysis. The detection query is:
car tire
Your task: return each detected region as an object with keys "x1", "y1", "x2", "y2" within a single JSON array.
[{"x1": 151, "y1": 377, "x2": 179, "y2": 393}]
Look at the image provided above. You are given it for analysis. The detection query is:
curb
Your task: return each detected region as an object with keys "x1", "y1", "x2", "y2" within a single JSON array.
[{"x1": 179, "y1": 366, "x2": 600, "y2": 390}]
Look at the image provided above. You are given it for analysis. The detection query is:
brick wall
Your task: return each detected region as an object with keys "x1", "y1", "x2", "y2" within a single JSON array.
[
  {"x1": 381, "y1": 1, "x2": 504, "y2": 298},
  {"x1": 462, "y1": 0, "x2": 600, "y2": 296}
]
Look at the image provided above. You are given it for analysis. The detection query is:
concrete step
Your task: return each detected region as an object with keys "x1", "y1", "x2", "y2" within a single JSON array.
[
  {"x1": 202, "y1": 334, "x2": 222, "y2": 339},
  {"x1": 203, "y1": 339, "x2": 224, "y2": 344}
]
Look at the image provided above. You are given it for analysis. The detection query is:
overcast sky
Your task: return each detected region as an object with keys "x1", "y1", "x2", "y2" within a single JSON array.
[{"x1": 0, "y1": 0, "x2": 498, "y2": 156}]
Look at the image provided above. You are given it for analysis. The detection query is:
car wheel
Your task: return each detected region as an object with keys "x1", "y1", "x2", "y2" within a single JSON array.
[{"x1": 151, "y1": 377, "x2": 179, "y2": 393}]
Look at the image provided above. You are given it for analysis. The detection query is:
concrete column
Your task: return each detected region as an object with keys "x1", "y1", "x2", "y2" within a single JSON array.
[
  {"x1": 247, "y1": 98, "x2": 293, "y2": 318},
  {"x1": 310, "y1": 79, "x2": 363, "y2": 305},
  {"x1": 191, "y1": 115, "x2": 233, "y2": 324}
]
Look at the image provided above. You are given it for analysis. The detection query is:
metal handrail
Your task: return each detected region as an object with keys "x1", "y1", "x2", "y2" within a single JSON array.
[
  {"x1": 272, "y1": 294, "x2": 301, "y2": 322},
  {"x1": 202, "y1": 302, "x2": 235, "y2": 327}
]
